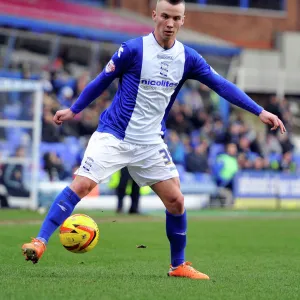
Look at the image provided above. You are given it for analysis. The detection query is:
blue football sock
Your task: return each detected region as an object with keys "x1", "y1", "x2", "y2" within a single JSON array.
[
  {"x1": 166, "y1": 210, "x2": 187, "y2": 268},
  {"x1": 37, "y1": 187, "x2": 81, "y2": 244}
]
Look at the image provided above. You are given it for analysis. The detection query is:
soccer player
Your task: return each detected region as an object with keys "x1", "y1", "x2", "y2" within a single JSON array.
[{"x1": 22, "y1": 0, "x2": 286, "y2": 279}]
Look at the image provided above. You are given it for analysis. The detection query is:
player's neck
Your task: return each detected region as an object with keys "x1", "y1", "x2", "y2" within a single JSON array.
[{"x1": 153, "y1": 31, "x2": 175, "y2": 50}]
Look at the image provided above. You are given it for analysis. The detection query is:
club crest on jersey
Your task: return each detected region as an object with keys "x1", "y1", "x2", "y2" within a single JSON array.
[
  {"x1": 160, "y1": 62, "x2": 169, "y2": 77},
  {"x1": 105, "y1": 60, "x2": 115, "y2": 73}
]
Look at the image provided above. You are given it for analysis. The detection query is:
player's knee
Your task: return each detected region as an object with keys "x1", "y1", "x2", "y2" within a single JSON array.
[
  {"x1": 70, "y1": 178, "x2": 95, "y2": 199},
  {"x1": 166, "y1": 193, "x2": 184, "y2": 215}
]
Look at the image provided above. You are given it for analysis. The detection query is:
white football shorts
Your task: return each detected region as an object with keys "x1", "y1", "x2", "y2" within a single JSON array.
[{"x1": 75, "y1": 132, "x2": 179, "y2": 187}]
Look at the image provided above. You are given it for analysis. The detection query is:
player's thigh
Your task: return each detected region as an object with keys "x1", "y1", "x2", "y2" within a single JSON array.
[
  {"x1": 75, "y1": 132, "x2": 129, "y2": 184},
  {"x1": 128, "y1": 142, "x2": 179, "y2": 187}
]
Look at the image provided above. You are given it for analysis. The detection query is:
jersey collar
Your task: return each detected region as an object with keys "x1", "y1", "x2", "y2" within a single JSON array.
[{"x1": 151, "y1": 32, "x2": 176, "y2": 51}]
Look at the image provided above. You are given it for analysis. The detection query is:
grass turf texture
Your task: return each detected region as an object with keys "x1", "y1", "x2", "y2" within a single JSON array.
[{"x1": 0, "y1": 210, "x2": 300, "y2": 300}]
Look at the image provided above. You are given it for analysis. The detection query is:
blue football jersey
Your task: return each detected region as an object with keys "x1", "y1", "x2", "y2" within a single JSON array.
[{"x1": 71, "y1": 33, "x2": 263, "y2": 144}]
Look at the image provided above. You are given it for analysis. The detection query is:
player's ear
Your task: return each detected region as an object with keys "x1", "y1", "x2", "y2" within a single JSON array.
[
  {"x1": 152, "y1": 10, "x2": 157, "y2": 22},
  {"x1": 181, "y1": 15, "x2": 185, "y2": 26}
]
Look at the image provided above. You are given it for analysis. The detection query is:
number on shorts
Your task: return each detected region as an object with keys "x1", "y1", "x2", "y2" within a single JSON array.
[
  {"x1": 159, "y1": 148, "x2": 172, "y2": 166},
  {"x1": 83, "y1": 157, "x2": 94, "y2": 172}
]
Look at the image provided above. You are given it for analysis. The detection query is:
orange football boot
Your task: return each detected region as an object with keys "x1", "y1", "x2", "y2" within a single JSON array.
[
  {"x1": 22, "y1": 238, "x2": 46, "y2": 264},
  {"x1": 168, "y1": 261, "x2": 210, "y2": 280}
]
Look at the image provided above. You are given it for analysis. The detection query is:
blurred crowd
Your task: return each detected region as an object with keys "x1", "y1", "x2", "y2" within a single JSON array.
[
  {"x1": 0, "y1": 54, "x2": 298, "y2": 207},
  {"x1": 166, "y1": 93, "x2": 295, "y2": 173},
  {"x1": 164, "y1": 87, "x2": 297, "y2": 194}
]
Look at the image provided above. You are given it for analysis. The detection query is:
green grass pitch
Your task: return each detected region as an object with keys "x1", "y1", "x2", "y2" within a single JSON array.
[{"x1": 0, "y1": 209, "x2": 300, "y2": 300}]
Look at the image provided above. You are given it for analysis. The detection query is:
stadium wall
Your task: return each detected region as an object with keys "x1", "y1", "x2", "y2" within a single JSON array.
[{"x1": 118, "y1": 0, "x2": 300, "y2": 49}]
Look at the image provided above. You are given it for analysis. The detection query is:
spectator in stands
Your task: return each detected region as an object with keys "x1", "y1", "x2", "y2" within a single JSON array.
[
  {"x1": 42, "y1": 108, "x2": 61, "y2": 143},
  {"x1": 168, "y1": 111, "x2": 192, "y2": 135},
  {"x1": 225, "y1": 122, "x2": 242, "y2": 145},
  {"x1": 214, "y1": 143, "x2": 239, "y2": 191},
  {"x1": 198, "y1": 83, "x2": 213, "y2": 111},
  {"x1": 43, "y1": 92, "x2": 60, "y2": 114},
  {"x1": 240, "y1": 122, "x2": 263, "y2": 156},
  {"x1": 210, "y1": 143, "x2": 239, "y2": 207},
  {"x1": 58, "y1": 86, "x2": 75, "y2": 108},
  {"x1": 263, "y1": 134, "x2": 282, "y2": 157},
  {"x1": 78, "y1": 108, "x2": 99, "y2": 137},
  {"x1": 74, "y1": 72, "x2": 90, "y2": 98},
  {"x1": 212, "y1": 118, "x2": 226, "y2": 143},
  {"x1": 268, "y1": 154, "x2": 281, "y2": 171},
  {"x1": 43, "y1": 152, "x2": 68, "y2": 181},
  {"x1": 199, "y1": 119, "x2": 214, "y2": 144},
  {"x1": 280, "y1": 151, "x2": 297, "y2": 173},
  {"x1": 167, "y1": 130, "x2": 186, "y2": 166},
  {"x1": 278, "y1": 133, "x2": 294, "y2": 155},
  {"x1": 185, "y1": 142, "x2": 209, "y2": 173},
  {"x1": 182, "y1": 88, "x2": 204, "y2": 112},
  {"x1": 238, "y1": 136, "x2": 258, "y2": 162},
  {"x1": 237, "y1": 153, "x2": 252, "y2": 170},
  {"x1": 190, "y1": 110, "x2": 207, "y2": 131},
  {"x1": 1, "y1": 146, "x2": 30, "y2": 198},
  {"x1": 252, "y1": 156, "x2": 267, "y2": 171}
]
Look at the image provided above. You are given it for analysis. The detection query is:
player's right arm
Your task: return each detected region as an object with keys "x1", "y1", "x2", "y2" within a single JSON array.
[{"x1": 53, "y1": 43, "x2": 131, "y2": 125}]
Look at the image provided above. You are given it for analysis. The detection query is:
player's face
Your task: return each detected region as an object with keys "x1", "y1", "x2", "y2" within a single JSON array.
[{"x1": 152, "y1": 1, "x2": 185, "y2": 47}]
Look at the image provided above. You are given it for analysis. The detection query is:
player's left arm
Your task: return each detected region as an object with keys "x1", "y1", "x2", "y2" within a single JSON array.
[{"x1": 190, "y1": 52, "x2": 286, "y2": 134}]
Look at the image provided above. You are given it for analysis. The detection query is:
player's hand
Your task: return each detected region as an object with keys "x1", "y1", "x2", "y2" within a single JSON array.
[
  {"x1": 53, "y1": 108, "x2": 76, "y2": 125},
  {"x1": 259, "y1": 110, "x2": 286, "y2": 134}
]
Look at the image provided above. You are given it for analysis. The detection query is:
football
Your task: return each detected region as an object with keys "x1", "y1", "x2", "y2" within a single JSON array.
[{"x1": 59, "y1": 214, "x2": 99, "y2": 253}]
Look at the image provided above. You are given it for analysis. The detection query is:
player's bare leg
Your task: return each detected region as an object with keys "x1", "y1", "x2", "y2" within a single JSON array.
[
  {"x1": 68, "y1": 175, "x2": 98, "y2": 199},
  {"x1": 151, "y1": 178, "x2": 209, "y2": 280},
  {"x1": 22, "y1": 176, "x2": 97, "y2": 264}
]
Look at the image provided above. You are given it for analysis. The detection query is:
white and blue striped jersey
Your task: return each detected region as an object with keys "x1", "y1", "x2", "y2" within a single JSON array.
[{"x1": 71, "y1": 33, "x2": 263, "y2": 145}]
